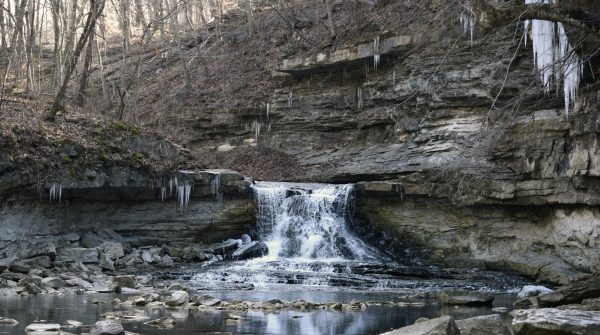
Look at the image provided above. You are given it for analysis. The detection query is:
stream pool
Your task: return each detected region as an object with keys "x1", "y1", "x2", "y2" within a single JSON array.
[{"x1": 0, "y1": 289, "x2": 517, "y2": 335}]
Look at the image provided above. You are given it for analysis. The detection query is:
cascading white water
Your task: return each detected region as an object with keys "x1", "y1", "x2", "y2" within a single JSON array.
[{"x1": 253, "y1": 182, "x2": 379, "y2": 262}]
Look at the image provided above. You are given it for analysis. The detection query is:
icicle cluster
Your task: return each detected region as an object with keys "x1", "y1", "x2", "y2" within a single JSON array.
[
  {"x1": 177, "y1": 181, "x2": 192, "y2": 211},
  {"x1": 373, "y1": 37, "x2": 380, "y2": 70},
  {"x1": 251, "y1": 120, "x2": 262, "y2": 142},
  {"x1": 211, "y1": 172, "x2": 224, "y2": 204},
  {"x1": 524, "y1": 0, "x2": 583, "y2": 116},
  {"x1": 244, "y1": 101, "x2": 273, "y2": 143},
  {"x1": 460, "y1": 2, "x2": 475, "y2": 46},
  {"x1": 49, "y1": 182, "x2": 62, "y2": 203},
  {"x1": 159, "y1": 176, "x2": 178, "y2": 202}
]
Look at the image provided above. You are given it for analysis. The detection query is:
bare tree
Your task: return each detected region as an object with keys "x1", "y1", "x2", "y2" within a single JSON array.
[{"x1": 49, "y1": 0, "x2": 105, "y2": 117}]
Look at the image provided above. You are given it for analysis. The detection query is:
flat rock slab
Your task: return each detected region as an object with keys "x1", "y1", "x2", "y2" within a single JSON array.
[
  {"x1": 232, "y1": 241, "x2": 268, "y2": 260},
  {"x1": 25, "y1": 323, "x2": 61, "y2": 332},
  {"x1": 439, "y1": 291, "x2": 495, "y2": 306},
  {"x1": 456, "y1": 314, "x2": 511, "y2": 335},
  {"x1": 537, "y1": 276, "x2": 600, "y2": 308},
  {"x1": 205, "y1": 239, "x2": 241, "y2": 256},
  {"x1": 0, "y1": 317, "x2": 19, "y2": 325},
  {"x1": 90, "y1": 320, "x2": 125, "y2": 335},
  {"x1": 57, "y1": 248, "x2": 99, "y2": 263},
  {"x1": 380, "y1": 315, "x2": 460, "y2": 335},
  {"x1": 511, "y1": 308, "x2": 600, "y2": 335}
]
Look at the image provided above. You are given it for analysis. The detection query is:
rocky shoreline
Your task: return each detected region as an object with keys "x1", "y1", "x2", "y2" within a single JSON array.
[{"x1": 2, "y1": 225, "x2": 600, "y2": 334}]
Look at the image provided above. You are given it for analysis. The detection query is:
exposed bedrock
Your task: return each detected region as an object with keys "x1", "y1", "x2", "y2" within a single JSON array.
[
  {"x1": 354, "y1": 191, "x2": 599, "y2": 285},
  {"x1": 0, "y1": 166, "x2": 255, "y2": 259}
]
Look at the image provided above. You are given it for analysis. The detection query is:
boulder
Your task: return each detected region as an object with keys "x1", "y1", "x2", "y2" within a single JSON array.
[
  {"x1": 117, "y1": 250, "x2": 142, "y2": 266},
  {"x1": 21, "y1": 242, "x2": 56, "y2": 261},
  {"x1": 231, "y1": 241, "x2": 268, "y2": 260},
  {"x1": 90, "y1": 275, "x2": 118, "y2": 292},
  {"x1": 65, "y1": 320, "x2": 83, "y2": 328},
  {"x1": 1, "y1": 272, "x2": 25, "y2": 281},
  {"x1": 456, "y1": 314, "x2": 511, "y2": 335},
  {"x1": 205, "y1": 239, "x2": 241, "y2": 257},
  {"x1": 57, "y1": 248, "x2": 99, "y2": 263},
  {"x1": 0, "y1": 317, "x2": 18, "y2": 325},
  {"x1": 132, "y1": 296, "x2": 147, "y2": 306},
  {"x1": 0, "y1": 258, "x2": 11, "y2": 272},
  {"x1": 22, "y1": 256, "x2": 51, "y2": 269},
  {"x1": 511, "y1": 308, "x2": 600, "y2": 335},
  {"x1": 81, "y1": 231, "x2": 108, "y2": 248},
  {"x1": 22, "y1": 282, "x2": 42, "y2": 295},
  {"x1": 145, "y1": 316, "x2": 175, "y2": 328},
  {"x1": 537, "y1": 276, "x2": 600, "y2": 307},
  {"x1": 18, "y1": 275, "x2": 42, "y2": 286},
  {"x1": 89, "y1": 320, "x2": 125, "y2": 335},
  {"x1": 141, "y1": 250, "x2": 153, "y2": 263},
  {"x1": 158, "y1": 255, "x2": 174, "y2": 267},
  {"x1": 41, "y1": 277, "x2": 66, "y2": 289},
  {"x1": 96, "y1": 229, "x2": 127, "y2": 245},
  {"x1": 182, "y1": 245, "x2": 208, "y2": 262},
  {"x1": 439, "y1": 291, "x2": 495, "y2": 306},
  {"x1": 165, "y1": 290, "x2": 189, "y2": 307},
  {"x1": 100, "y1": 242, "x2": 125, "y2": 260},
  {"x1": 380, "y1": 315, "x2": 460, "y2": 335},
  {"x1": 241, "y1": 234, "x2": 251, "y2": 244},
  {"x1": 8, "y1": 261, "x2": 30, "y2": 274},
  {"x1": 114, "y1": 275, "x2": 136, "y2": 288},
  {"x1": 24, "y1": 323, "x2": 61, "y2": 332},
  {"x1": 65, "y1": 277, "x2": 93, "y2": 290},
  {"x1": 99, "y1": 254, "x2": 115, "y2": 271}
]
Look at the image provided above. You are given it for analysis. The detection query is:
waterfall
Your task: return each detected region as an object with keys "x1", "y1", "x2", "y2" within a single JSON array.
[{"x1": 252, "y1": 182, "x2": 379, "y2": 261}]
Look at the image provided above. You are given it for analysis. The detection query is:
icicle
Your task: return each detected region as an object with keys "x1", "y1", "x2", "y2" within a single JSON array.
[
  {"x1": 460, "y1": 2, "x2": 475, "y2": 46},
  {"x1": 393, "y1": 69, "x2": 396, "y2": 85},
  {"x1": 357, "y1": 86, "x2": 363, "y2": 111},
  {"x1": 176, "y1": 180, "x2": 192, "y2": 211},
  {"x1": 524, "y1": 0, "x2": 583, "y2": 117},
  {"x1": 49, "y1": 182, "x2": 62, "y2": 203},
  {"x1": 251, "y1": 120, "x2": 262, "y2": 142},
  {"x1": 184, "y1": 183, "x2": 191, "y2": 210},
  {"x1": 161, "y1": 186, "x2": 166, "y2": 202},
  {"x1": 169, "y1": 177, "x2": 175, "y2": 196},
  {"x1": 266, "y1": 102, "x2": 270, "y2": 117},
  {"x1": 211, "y1": 172, "x2": 223, "y2": 205},
  {"x1": 287, "y1": 91, "x2": 293, "y2": 108},
  {"x1": 373, "y1": 37, "x2": 380, "y2": 70}
]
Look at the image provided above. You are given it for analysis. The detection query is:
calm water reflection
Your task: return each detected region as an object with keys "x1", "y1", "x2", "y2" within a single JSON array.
[{"x1": 0, "y1": 291, "x2": 514, "y2": 335}]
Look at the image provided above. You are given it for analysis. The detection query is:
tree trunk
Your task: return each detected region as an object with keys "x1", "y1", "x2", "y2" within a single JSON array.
[
  {"x1": 76, "y1": 21, "x2": 94, "y2": 106},
  {"x1": 325, "y1": 0, "x2": 336, "y2": 40},
  {"x1": 49, "y1": 0, "x2": 105, "y2": 118}
]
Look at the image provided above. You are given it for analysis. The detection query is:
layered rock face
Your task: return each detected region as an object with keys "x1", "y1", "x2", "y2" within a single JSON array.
[
  {"x1": 181, "y1": 16, "x2": 600, "y2": 282},
  {"x1": 0, "y1": 153, "x2": 255, "y2": 258}
]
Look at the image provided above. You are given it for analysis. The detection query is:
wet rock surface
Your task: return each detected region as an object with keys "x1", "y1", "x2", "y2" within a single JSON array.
[
  {"x1": 511, "y1": 308, "x2": 600, "y2": 335},
  {"x1": 380, "y1": 315, "x2": 460, "y2": 335},
  {"x1": 439, "y1": 291, "x2": 495, "y2": 306},
  {"x1": 536, "y1": 275, "x2": 600, "y2": 308}
]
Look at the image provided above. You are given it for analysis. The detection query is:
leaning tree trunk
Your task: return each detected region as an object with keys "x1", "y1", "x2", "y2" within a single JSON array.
[{"x1": 75, "y1": 22, "x2": 95, "y2": 106}]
